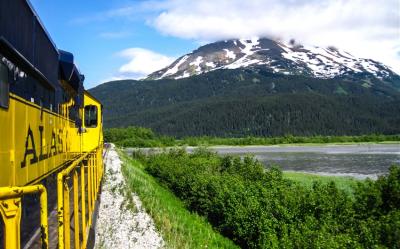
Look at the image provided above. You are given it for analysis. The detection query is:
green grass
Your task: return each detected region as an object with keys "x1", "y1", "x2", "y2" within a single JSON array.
[
  {"x1": 283, "y1": 171, "x2": 362, "y2": 195},
  {"x1": 118, "y1": 149, "x2": 239, "y2": 249}
]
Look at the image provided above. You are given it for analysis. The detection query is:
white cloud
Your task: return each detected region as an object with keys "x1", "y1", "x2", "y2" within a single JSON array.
[
  {"x1": 116, "y1": 48, "x2": 175, "y2": 79},
  {"x1": 147, "y1": 0, "x2": 400, "y2": 73}
]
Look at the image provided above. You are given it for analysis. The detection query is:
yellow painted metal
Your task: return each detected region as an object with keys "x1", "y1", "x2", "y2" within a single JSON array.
[
  {"x1": 80, "y1": 164, "x2": 86, "y2": 248},
  {"x1": 1, "y1": 83, "x2": 104, "y2": 248},
  {"x1": 57, "y1": 147, "x2": 104, "y2": 249},
  {"x1": 0, "y1": 185, "x2": 48, "y2": 249},
  {"x1": 39, "y1": 187, "x2": 49, "y2": 249},
  {"x1": 57, "y1": 152, "x2": 87, "y2": 249},
  {"x1": 0, "y1": 94, "x2": 83, "y2": 187},
  {"x1": 87, "y1": 162, "x2": 92, "y2": 227},
  {"x1": 82, "y1": 92, "x2": 103, "y2": 153},
  {"x1": 91, "y1": 156, "x2": 96, "y2": 208},
  {"x1": 57, "y1": 173, "x2": 65, "y2": 249},
  {"x1": 0, "y1": 198, "x2": 21, "y2": 249},
  {"x1": 63, "y1": 182, "x2": 71, "y2": 249},
  {"x1": 73, "y1": 170, "x2": 80, "y2": 249}
]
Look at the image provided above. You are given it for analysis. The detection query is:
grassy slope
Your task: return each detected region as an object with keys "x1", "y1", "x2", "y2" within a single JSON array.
[
  {"x1": 118, "y1": 149, "x2": 238, "y2": 249},
  {"x1": 283, "y1": 171, "x2": 362, "y2": 196}
]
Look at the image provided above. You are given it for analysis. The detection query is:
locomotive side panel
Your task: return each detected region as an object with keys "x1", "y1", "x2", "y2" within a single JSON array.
[
  {"x1": 0, "y1": 101, "x2": 13, "y2": 186},
  {"x1": 0, "y1": 94, "x2": 82, "y2": 187}
]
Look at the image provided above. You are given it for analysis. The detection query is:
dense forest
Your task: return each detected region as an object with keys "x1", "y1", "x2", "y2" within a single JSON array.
[
  {"x1": 90, "y1": 69, "x2": 400, "y2": 137},
  {"x1": 104, "y1": 126, "x2": 400, "y2": 147},
  {"x1": 134, "y1": 149, "x2": 400, "y2": 248}
]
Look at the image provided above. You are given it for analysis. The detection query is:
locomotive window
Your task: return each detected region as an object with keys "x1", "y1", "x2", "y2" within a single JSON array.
[
  {"x1": 84, "y1": 105, "x2": 98, "y2": 128},
  {"x1": 0, "y1": 60, "x2": 9, "y2": 109}
]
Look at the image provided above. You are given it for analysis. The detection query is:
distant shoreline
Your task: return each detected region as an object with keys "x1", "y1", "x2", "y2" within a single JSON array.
[
  {"x1": 124, "y1": 142, "x2": 400, "y2": 152},
  {"x1": 124, "y1": 143, "x2": 399, "y2": 180}
]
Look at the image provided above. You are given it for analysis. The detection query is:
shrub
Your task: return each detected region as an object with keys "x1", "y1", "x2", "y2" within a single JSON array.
[{"x1": 143, "y1": 149, "x2": 400, "y2": 248}]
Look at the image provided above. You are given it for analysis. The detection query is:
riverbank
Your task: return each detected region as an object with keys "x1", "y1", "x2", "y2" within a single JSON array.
[
  {"x1": 125, "y1": 143, "x2": 400, "y2": 153},
  {"x1": 135, "y1": 148, "x2": 400, "y2": 248},
  {"x1": 174, "y1": 136, "x2": 400, "y2": 147},
  {"x1": 125, "y1": 143, "x2": 400, "y2": 180}
]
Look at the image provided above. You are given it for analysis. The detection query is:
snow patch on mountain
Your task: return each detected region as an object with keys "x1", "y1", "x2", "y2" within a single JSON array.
[
  {"x1": 206, "y1": 61, "x2": 216, "y2": 68},
  {"x1": 224, "y1": 39, "x2": 266, "y2": 69},
  {"x1": 175, "y1": 71, "x2": 190, "y2": 79},
  {"x1": 161, "y1": 55, "x2": 189, "y2": 78},
  {"x1": 190, "y1": 56, "x2": 203, "y2": 73},
  {"x1": 225, "y1": 58, "x2": 263, "y2": 69},
  {"x1": 279, "y1": 42, "x2": 390, "y2": 79},
  {"x1": 147, "y1": 38, "x2": 398, "y2": 82},
  {"x1": 239, "y1": 38, "x2": 260, "y2": 56},
  {"x1": 224, "y1": 49, "x2": 236, "y2": 60}
]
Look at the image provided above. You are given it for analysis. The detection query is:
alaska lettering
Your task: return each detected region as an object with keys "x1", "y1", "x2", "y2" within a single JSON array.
[{"x1": 21, "y1": 125, "x2": 66, "y2": 168}]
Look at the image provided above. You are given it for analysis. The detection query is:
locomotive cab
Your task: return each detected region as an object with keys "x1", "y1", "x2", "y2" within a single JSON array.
[{"x1": 82, "y1": 91, "x2": 103, "y2": 152}]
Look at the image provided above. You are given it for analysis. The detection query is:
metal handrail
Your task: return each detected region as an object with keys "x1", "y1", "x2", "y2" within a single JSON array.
[
  {"x1": 0, "y1": 185, "x2": 48, "y2": 249},
  {"x1": 0, "y1": 146, "x2": 103, "y2": 249},
  {"x1": 57, "y1": 146, "x2": 103, "y2": 249}
]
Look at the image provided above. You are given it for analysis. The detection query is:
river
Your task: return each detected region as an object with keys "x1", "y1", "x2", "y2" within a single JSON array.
[{"x1": 125, "y1": 143, "x2": 400, "y2": 179}]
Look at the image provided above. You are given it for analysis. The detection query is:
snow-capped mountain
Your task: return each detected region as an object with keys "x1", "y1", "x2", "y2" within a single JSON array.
[{"x1": 147, "y1": 38, "x2": 398, "y2": 82}]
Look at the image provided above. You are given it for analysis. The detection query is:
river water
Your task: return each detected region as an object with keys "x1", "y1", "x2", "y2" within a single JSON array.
[
  {"x1": 126, "y1": 144, "x2": 400, "y2": 179},
  {"x1": 189, "y1": 144, "x2": 400, "y2": 179}
]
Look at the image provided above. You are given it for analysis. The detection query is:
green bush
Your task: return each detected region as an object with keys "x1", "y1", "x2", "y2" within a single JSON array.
[
  {"x1": 144, "y1": 149, "x2": 400, "y2": 248},
  {"x1": 104, "y1": 126, "x2": 175, "y2": 147}
]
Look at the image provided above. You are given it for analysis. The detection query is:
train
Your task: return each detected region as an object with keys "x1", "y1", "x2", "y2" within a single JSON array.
[{"x1": 0, "y1": 0, "x2": 104, "y2": 248}]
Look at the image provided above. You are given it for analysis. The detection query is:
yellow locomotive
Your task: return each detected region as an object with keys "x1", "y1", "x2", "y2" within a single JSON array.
[{"x1": 0, "y1": 0, "x2": 104, "y2": 248}]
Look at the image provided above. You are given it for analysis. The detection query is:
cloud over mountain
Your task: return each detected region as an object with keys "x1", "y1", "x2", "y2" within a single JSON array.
[
  {"x1": 146, "y1": 0, "x2": 400, "y2": 73},
  {"x1": 116, "y1": 48, "x2": 175, "y2": 79}
]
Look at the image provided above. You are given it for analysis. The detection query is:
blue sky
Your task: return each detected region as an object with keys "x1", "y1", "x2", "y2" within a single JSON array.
[
  {"x1": 30, "y1": 0, "x2": 399, "y2": 89},
  {"x1": 30, "y1": 0, "x2": 198, "y2": 88}
]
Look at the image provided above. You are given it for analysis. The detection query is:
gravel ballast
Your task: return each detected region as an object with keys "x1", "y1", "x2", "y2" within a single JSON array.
[{"x1": 94, "y1": 145, "x2": 164, "y2": 249}]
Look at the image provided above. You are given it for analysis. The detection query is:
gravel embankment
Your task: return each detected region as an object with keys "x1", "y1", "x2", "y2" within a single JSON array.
[{"x1": 95, "y1": 145, "x2": 164, "y2": 249}]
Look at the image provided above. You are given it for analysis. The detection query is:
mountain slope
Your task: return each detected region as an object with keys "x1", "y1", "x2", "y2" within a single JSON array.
[
  {"x1": 91, "y1": 38, "x2": 400, "y2": 137},
  {"x1": 147, "y1": 38, "x2": 399, "y2": 89},
  {"x1": 104, "y1": 94, "x2": 400, "y2": 137},
  {"x1": 90, "y1": 68, "x2": 400, "y2": 137}
]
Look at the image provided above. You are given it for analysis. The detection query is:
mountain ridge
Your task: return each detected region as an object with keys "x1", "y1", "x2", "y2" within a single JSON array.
[{"x1": 147, "y1": 38, "x2": 399, "y2": 88}]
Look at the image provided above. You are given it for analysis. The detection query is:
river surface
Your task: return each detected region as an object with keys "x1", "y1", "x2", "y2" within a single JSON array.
[{"x1": 126, "y1": 144, "x2": 400, "y2": 179}]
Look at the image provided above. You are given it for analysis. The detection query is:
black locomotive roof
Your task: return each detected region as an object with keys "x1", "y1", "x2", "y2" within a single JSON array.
[{"x1": 0, "y1": 0, "x2": 84, "y2": 91}]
